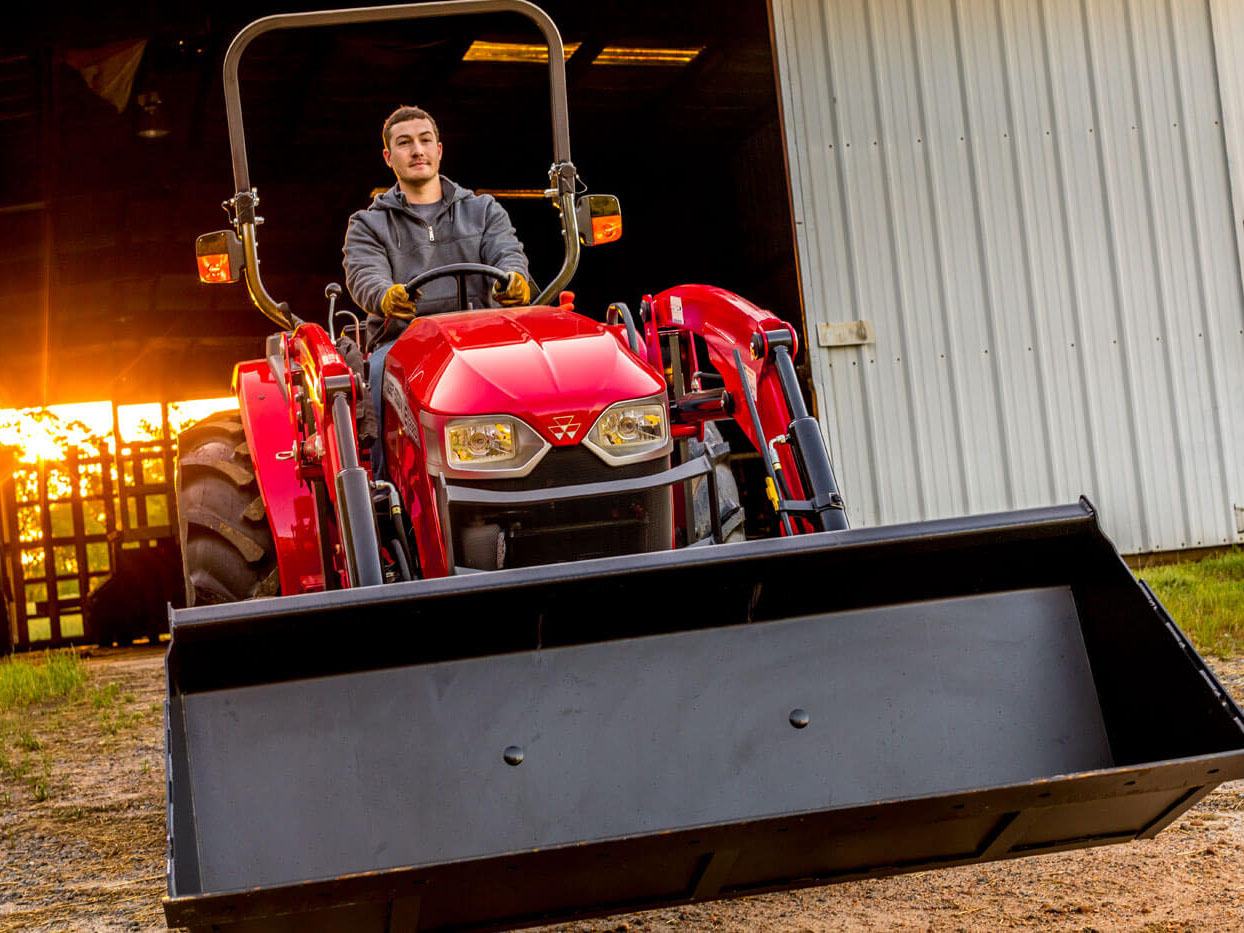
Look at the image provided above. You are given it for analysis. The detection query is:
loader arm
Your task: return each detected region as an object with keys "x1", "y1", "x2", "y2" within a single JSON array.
[
  {"x1": 283, "y1": 323, "x2": 382, "y2": 587},
  {"x1": 648, "y1": 284, "x2": 847, "y2": 532},
  {"x1": 232, "y1": 357, "x2": 326, "y2": 594}
]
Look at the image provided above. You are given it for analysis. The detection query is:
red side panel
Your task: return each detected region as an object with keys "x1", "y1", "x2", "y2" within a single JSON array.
[{"x1": 234, "y1": 360, "x2": 326, "y2": 594}]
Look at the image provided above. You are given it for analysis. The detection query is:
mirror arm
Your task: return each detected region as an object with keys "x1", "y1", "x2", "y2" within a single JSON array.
[
  {"x1": 535, "y1": 161, "x2": 581, "y2": 305},
  {"x1": 231, "y1": 190, "x2": 298, "y2": 331}
]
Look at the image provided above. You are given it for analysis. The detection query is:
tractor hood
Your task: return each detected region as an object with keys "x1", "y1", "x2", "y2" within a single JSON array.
[{"x1": 384, "y1": 306, "x2": 665, "y2": 445}]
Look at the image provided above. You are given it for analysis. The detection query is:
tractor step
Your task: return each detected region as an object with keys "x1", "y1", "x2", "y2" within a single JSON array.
[{"x1": 163, "y1": 501, "x2": 1244, "y2": 932}]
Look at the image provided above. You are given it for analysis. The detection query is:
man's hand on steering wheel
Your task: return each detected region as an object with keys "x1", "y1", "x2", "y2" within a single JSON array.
[
  {"x1": 492, "y1": 271, "x2": 531, "y2": 307},
  {"x1": 403, "y1": 262, "x2": 514, "y2": 314},
  {"x1": 381, "y1": 283, "x2": 419, "y2": 321}
]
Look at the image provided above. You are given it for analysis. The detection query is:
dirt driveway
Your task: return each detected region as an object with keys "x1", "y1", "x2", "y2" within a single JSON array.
[{"x1": 1, "y1": 649, "x2": 1240, "y2": 932}]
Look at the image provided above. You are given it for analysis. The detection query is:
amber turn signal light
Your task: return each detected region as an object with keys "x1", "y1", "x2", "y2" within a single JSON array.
[
  {"x1": 195, "y1": 230, "x2": 244, "y2": 284},
  {"x1": 197, "y1": 254, "x2": 233, "y2": 283},
  {"x1": 591, "y1": 214, "x2": 622, "y2": 245},
  {"x1": 576, "y1": 194, "x2": 623, "y2": 247}
]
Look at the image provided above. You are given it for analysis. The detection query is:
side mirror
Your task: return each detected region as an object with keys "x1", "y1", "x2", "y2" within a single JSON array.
[
  {"x1": 575, "y1": 194, "x2": 622, "y2": 246},
  {"x1": 195, "y1": 230, "x2": 245, "y2": 284}
]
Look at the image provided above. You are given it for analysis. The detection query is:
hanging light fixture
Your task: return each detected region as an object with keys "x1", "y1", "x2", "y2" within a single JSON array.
[
  {"x1": 462, "y1": 40, "x2": 580, "y2": 63},
  {"x1": 136, "y1": 90, "x2": 170, "y2": 139}
]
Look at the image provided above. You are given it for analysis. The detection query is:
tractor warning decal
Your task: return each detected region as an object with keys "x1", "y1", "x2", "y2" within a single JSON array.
[
  {"x1": 383, "y1": 372, "x2": 421, "y2": 444},
  {"x1": 548, "y1": 415, "x2": 581, "y2": 441},
  {"x1": 670, "y1": 295, "x2": 684, "y2": 324}
]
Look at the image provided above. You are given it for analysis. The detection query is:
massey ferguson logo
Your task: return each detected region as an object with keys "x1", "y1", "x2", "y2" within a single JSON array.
[{"x1": 548, "y1": 414, "x2": 581, "y2": 441}]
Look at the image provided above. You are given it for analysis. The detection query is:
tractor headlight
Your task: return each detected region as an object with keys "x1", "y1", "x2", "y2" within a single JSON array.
[
  {"x1": 447, "y1": 418, "x2": 516, "y2": 466},
  {"x1": 422, "y1": 412, "x2": 550, "y2": 478},
  {"x1": 584, "y1": 395, "x2": 671, "y2": 465}
]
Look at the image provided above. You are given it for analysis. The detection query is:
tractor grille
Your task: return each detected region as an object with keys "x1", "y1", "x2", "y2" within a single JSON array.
[{"x1": 447, "y1": 448, "x2": 673, "y2": 570}]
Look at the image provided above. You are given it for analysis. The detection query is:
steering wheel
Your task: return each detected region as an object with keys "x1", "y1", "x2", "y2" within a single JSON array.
[{"x1": 405, "y1": 262, "x2": 511, "y2": 314}]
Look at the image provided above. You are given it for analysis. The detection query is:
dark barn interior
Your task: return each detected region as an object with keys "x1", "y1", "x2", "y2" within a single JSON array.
[{"x1": 2, "y1": 0, "x2": 801, "y2": 408}]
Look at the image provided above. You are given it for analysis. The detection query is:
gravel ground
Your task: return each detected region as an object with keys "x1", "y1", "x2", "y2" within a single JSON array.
[{"x1": 0, "y1": 649, "x2": 1240, "y2": 932}]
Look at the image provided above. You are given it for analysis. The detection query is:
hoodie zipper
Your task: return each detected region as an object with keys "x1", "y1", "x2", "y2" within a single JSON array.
[{"x1": 428, "y1": 224, "x2": 435, "y2": 242}]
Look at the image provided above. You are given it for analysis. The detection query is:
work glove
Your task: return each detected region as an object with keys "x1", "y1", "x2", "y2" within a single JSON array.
[
  {"x1": 493, "y1": 271, "x2": 532, "y2": 307},
  {"x1": 380, "y1": 283, "x2": 418, "y2": 320}
]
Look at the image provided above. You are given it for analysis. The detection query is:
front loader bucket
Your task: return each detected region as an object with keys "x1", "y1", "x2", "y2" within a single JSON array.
[{"x1": 164, "y1": 500, "x2": 1244, "y2": 932}]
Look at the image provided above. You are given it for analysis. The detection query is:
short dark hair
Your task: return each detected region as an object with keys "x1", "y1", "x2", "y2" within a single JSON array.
[{"x1": 383, "y1": 105, "x2": 439, "y2": 149}]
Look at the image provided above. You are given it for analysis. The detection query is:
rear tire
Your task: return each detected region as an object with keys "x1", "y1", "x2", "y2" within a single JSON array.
[{"x1": 175, "y1": 412, "x2": 278, "y2": 606}]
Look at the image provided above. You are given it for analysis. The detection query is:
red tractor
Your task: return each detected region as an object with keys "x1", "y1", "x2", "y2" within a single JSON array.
[
  {"x1": 182, "y1": 42, "x2": 845, "y2": 598},
  {"x1": 164, "y1": 3, "x2": 1244, "y2": 932},
  {"x1": 180, "y1": 268, "x2": 832, "y2": 593}
]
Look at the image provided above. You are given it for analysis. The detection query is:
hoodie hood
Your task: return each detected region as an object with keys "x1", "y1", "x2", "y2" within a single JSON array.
[{"x1": 370, "y1": 177, "x2": 472, "y2": 217}]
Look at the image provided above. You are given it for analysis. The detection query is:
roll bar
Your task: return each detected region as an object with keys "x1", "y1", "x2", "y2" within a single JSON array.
[{"x1": 221, "y1": 0, "x2": 581, "y2": 329}]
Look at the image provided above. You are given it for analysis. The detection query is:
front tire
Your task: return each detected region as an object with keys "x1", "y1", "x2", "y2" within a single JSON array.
[
  {"x1": 689, "y1": 422, "x2": 746, "y2": 543},
  {"x1": 175, "y1": 412, "x2": 278, "y2": 606}
]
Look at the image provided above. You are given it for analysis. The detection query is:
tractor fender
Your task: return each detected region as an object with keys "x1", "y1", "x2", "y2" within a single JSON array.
[{"x1": 233, "y1": 359, "x2": 326, "y2": 594}]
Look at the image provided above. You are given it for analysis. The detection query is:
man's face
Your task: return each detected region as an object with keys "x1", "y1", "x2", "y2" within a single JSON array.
[{"x1": 384, "y1": 118, "x2": 442, "y2": 186}]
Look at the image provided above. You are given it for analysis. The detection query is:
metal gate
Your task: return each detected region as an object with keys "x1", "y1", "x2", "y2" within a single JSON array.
[{"x1": 0, "y1": 403, "x2": 179, "y2": 649}]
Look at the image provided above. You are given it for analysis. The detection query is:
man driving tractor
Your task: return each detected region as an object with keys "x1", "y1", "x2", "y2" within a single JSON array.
[{"x1": 342, "y1": 104, "x2": 534, "y2": 472}]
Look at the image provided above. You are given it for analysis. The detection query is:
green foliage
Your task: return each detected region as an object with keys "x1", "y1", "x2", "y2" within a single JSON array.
[
  {"x1": 0, "y1": 729, "x2": 50, "y2": 803},
  {"x1": 0, "y1": 656, "x2": 75, "y2": 803},
  {"x1": 89, "y1": 680, "x2": 144, "y2": 736},
  {"x1": 0, "y1": 651, "x2": 87, "y2": 710},
  {"x1": 0, "y1": 653, "x2": 146, "y2": 804},
  {"x1": 1141, "y1": 550, "x2": 1244, "y2": 658},
  {"x1": 90, "y1": 681, "x2": 122, "y2": 709}
]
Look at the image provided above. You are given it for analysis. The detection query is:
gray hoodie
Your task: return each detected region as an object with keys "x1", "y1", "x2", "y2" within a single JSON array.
[{"x1": 343, "y1": 177, "x2": 532, "y2": 346}]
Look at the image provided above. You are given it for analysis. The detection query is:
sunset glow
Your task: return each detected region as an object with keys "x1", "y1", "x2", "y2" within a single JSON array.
[
  {"x1": 0, "y1": 398, "x2": 239, "y2": 576},
  {"x1": 0, "y1": 397, "x2": 238, "y2": 466}
]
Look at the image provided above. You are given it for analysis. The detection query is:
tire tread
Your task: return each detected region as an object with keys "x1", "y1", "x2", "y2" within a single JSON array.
[{"x1": 175, "y1": 411, "x2": 277, "y2": 605}]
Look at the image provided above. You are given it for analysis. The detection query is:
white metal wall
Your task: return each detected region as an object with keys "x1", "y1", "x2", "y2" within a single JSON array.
[{"x1": 772, "y1": 0, "x2": 1244, "y2": 553}]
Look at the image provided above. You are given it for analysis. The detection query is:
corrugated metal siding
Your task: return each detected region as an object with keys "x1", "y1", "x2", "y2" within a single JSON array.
[
  {"x1": 1210, "y1": 0, "x2": 1244, "y2": 548},
  {"x1": 773, "y1": 0, "x2": 1244, "y2": 553}
]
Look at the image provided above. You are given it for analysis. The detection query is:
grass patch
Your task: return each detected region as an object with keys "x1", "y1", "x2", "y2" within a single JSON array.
[
  {"x1": 1140, "y1": 550, "x2": 1244, "y2": 657},
  {"x1": 89, "y1": 680, "x2": 145, "y2": 737},
  {"x1": 0, "y1": 650, "x2": 87, "y2": 710},
  {"x1": 97, "y1": 705, "x2": 144, "y2": 736},
  {"x1": 30, "y1": 769, "x2": 50, "y2": 802},
  {"x1": 90, "y1": 681, "x2": 122, "y2": 709},
  {"x1": 0, "y1": 736, "x2": 50, "y2": 803},
  {"x1": 0, "y1": 651, "x2": 100, "y2": 805}
]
